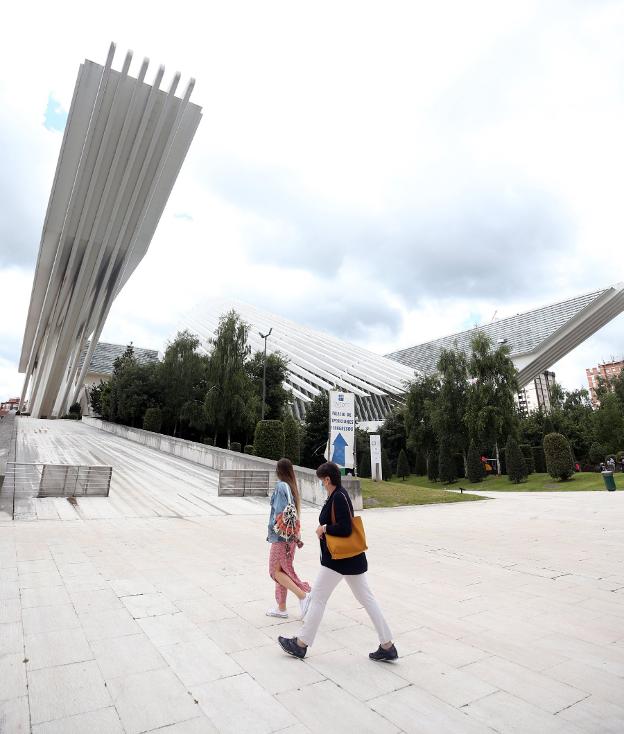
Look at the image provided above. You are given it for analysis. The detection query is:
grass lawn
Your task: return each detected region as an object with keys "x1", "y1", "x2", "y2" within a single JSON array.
[
  {"x1": 398, "y1": 472, "x2": 610, "y2": 492},
  {"x1": 361, "y1": 478, "x2": 487, "y2": 508}
]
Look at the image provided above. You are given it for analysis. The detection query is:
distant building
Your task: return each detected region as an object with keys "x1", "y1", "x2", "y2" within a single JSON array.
[
  {"x1": 516, "y1": 371, "x2": 556, "y2": 415},
  {"x1": 0, "y1": 397, "x2": 20, "y2": 414},
  {"x1": 586, "y1": 359, "x2": 624, "y2": 406}
]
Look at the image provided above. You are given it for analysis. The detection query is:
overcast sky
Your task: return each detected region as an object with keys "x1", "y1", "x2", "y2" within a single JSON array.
[{"x1": 1, "y1": 0, "x2": 624, "y2": 401}]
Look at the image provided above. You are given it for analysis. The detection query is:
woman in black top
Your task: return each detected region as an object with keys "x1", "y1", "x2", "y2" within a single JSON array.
[{"x1": 278, "y1": 461, "x2": 398, "y2": 661}]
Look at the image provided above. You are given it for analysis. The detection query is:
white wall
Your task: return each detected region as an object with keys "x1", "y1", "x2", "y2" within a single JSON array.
[{"x1": 82, "y1": 417, "x2": 362, "y2": 510}]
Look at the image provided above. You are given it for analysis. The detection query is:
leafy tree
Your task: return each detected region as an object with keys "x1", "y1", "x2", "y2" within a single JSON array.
[
  {"x1": 246, "y1": 351, "x2": 290, "y2": 421},
  {"x1": 69, "y1": 402, "x2": 82, "y2": 417},
  {"x1": 143, "y1": 407, "x2": 162, "y2": 433},
  {"x1": 404, "y1": 375, "x2": 440, "y2": 477},
  {"x1": 103, "y1": 345, "x2": 160, "y2": 427},
  {"x1": 532, "y1": 446, "x2": 546, "y2": 473},
  {"x1": 230, "y1": 442, "x2": 242, "y2": 452},
  {"x1": 589, "y1": 442, "x2": 608, "y2": 464},
  {"x1": 244, "y1": 444, "x2": 254, "y2": 454},
  {"x1": 254, "y1": 420, "x2": 285, "y2": 460},
  {"x1": 88, "y1": 380, "x2": 108, "y2": 417},
  {"x1": 396, "y1": 449, "x2": 410, "y2": 480},
  {"x1": 204, "y1": 311, "x2": 256, "y2": 448},
  {"x1": 283, "y1": 413, "x2": 301, "y2": 465},
  {"x1": 160, "y1": 331, "x2": 210, "y2": 438},
  {"x1": 431, "y1": 347, "x2": 469, "y2": 467},
  {"x1": 379, "y1": 409, "x2": 407, "y2": 470},
  {"x1": 593, "y1": 393, "x2": 624, "y2": 455},
  {"x1": 506, "y1": 435, "x2": 528, "y2": 483},
  {"x1": 520, "y1": 444, "x2": 535, "y2": 474},
  {"x1": 438, "y1": 436, "x2": 457, "y2": 484},
  {"x1": 300, "y1": 392, "x2": 329, "y2": 469},
  {"x1": 466, "y1": 440, "x2": 484, "y2": 483},
  {"x1": 544, "y1": 432, "x2": 575, "y2": 481},
  {"x1": 358, "y1": 449, "x2": 371, "y2": 478},
  {"x1": 466, "y1": 332, "x2": 519, "y2": 474},
  {"x1": 414, "y1": 450, "x2": 427, "y2": 476}
]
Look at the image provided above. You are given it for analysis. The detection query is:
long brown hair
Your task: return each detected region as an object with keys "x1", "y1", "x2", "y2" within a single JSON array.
[{"x1": 276, "y1": 458, "x2": 301, "y2": 515}]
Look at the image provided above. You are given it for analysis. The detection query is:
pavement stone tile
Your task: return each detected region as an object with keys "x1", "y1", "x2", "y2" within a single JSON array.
[
  {"x1": 31, "y1": 706, "x2": 124, "y2": 734},
  {"x1": 91, "y1": 632, "x2": 167, "y2": 679},
  {"x1": 17, "y1": 572, "x2": 62, "y2": 590},
  {"x1": 0, "y1": 597, "x2": 21, "y2": 624},
  {"x1": 232, "y1": 643, "x2": 325, "y2": 694},
  {"x1": 137, "y1": 612, "x2": 204, "y2": 647},
  {"x1": 555, "y1": 694, "x2": 624, "y2": 734},
  {"x1": 28, "y1": 660, "x2": 111, "y2": 725},
  {"x1": 17, "y1": 560, "x2": 57, "y2": 575},
  {"x1": 109, "y1": 576, "x2": 158, "y2": 597},
  {"x1": 0, "y1": 621, "x2": 24, "y2": 655},
  {"x1": 144, "y1": 716, "x2": 219, "y2": 733},
  {"x1": 369, "y1": 685, "x2": 498, "y2": 734},
  {"x1": 174, "y1": 595, "x2": 238, "y2": 626},
  {"x1": 202, "y1": 615, "x2": 275, "y2": 653},
  {"x1": 0, "y1": 695, "x2": 30, "y2": 733},
  {"x1": 192, "y1": 672, "x2": 296, "y2": 733},
  {"x1": 0, "y1": 580, "x2": 19, "y2": 600},
  {"x1": 22, "y1": 603, "x2": 80, "y2": 635},
  {"x1": 542, "y1": 659, "x2": 624, "y2": 707},
  {"x1": 0, "y1": 653, "x2": 28, "y2": 701},
  {"x1": 69, "y1": 587, "x2": 124, "y2": 615},
  {"x1": 159, "y1": 637, "x2": 242, "y2": 686},
  {"x1": 20, "y1": 585, "x2": 71, "y2": 609},
  {"x1": 277, "y1": 679, "x2": 399, "y2": 734},
  {"x1": 79, "y1": 606, "x2": 142, "y2": 641},
  {"x1": 107, "y1": 667, "x2": 200, "y2": 734},
  {"x1": 121, "y1": 591, "x2": 179, "y2": 618},
  {"x1": 25, "y1": 627, "x2": 94, "y2": 671}
]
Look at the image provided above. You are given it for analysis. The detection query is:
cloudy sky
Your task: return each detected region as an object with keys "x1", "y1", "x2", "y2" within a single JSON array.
[{"x1": 1, "y1": 0, "x2": 624, "y2": 401}]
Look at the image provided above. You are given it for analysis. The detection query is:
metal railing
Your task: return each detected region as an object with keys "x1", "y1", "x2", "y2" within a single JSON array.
[
  {"x1": 1, "y1": 462, "x2": 112, "y2": 519},
  {"x1": 218, "y1": 469, "x2": 270, "y2": 497}
]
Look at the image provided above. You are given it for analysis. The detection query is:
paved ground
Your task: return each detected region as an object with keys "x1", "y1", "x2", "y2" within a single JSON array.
[{"x1": 1, "y1": 418, "x2": 624, "y2": 733}]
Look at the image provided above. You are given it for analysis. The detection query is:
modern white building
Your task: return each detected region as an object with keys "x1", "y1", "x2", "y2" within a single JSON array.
[
  {"x1": 184, "y1": 300, "x2": 418, "y2": 426},
  {"x1": 18, "y1": 44, "x2": 202, "y2": 418}
]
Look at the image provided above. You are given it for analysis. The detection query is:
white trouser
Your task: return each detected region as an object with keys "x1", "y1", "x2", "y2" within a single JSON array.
[{"x1": 298, "y1": 566, "x2": 392, "y2": 647}]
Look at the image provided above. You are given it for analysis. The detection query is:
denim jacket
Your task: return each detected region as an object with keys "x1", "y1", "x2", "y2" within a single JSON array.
[{"x1": 267, "y1": 480, "x2": 291, "y2": 543}]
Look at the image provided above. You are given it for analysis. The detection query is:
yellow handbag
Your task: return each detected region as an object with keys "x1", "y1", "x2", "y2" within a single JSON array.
[{"x1": 326, "y1": 495, "x2": 368, "y2": 560}]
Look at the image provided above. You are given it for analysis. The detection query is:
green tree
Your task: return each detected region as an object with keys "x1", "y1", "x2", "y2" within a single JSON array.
[
  {"x1": 404, "y1": 375, "x2": 440, "y2": 478},
  {"x1": 204, "y1": 311, "x2": 256, "y2": 448},
  {"x1": 88, "y1": 380, "x2": 108, "y2": 417},
  {"x1": 593, "y1": 393, "x2": 624, "y2": 455},
  {"x1": 438, "y1": 436, "x2": 457, "y2": 484},
  {"x1": 506, "y1": 435, "x2": 528, "y2": 484},
  {"x1": 379, "y1": 409, "x2": 407, "y2": 470},
  {"x1": 104, "y1": 345, "x2": 160, "y2": 428},
  {"x1": 520, "y1": 444, "x2": 535, "y2": 474},
  {"x1": 300, "y1": 392, "x2": 329, "y2": 469},
  {"x1": 381, "y1": 450, "x2": 392, "y2": 481},
  {"x1": 431, "y1": 347, "x2": 469, "y2": 468},
  {"x1": 544, "y1": 432, "x2": 575, "y2": 481},
  {"x1": 246, "y1": 351, "x2": 290, "y2": 420},
  {"x1": 466, "y1": 332, "x2": 519, "y2": 474},
  {"x1": 283, "y1": 412, "x2": 301, "y2": 465},
  {"x1": 427, "y1": 448, "x2": 439, "y2": 481},
  {"x1": 466, "y1": 440, "x2": 484, "y2": 483},
  {"x1": 254, "y1": 420, "x2": 285, "y2": 460},
  {"x1": 143, "y1": 407, "x2": 162, "y2": 433},
  {"x1": 396, "y1": 449, "x2": 410, "y2": 480}
]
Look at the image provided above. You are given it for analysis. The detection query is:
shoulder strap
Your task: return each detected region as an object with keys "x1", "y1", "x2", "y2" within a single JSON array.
[{"x1": 330, "y1": 488, "x2": 353, "y2": 524}]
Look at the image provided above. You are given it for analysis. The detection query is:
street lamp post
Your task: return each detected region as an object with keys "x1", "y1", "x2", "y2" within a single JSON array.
[{"x1": 259, "y1": 328, "x2": 272, "y2": 421}]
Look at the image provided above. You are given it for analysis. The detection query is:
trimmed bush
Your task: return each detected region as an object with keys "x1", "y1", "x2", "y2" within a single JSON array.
[
  {"x1": 467, "y1": 440, "x2": 484, "y2": 483},
  {"x1": 520, "y1": 444, "x2": 535, "y2": 474},
  {"x1": 230, "y1": 442, "x2": 242, "y2": 452},
  {"x1": 143, "y1": 407, "x2": 162, "y2": 433},
  {"x1": 544, "y1": 432, "x2": 575, "y2": 481},
  {"x1": 244, "y1": 444, "x2": 254, "y2": 454},
  {"x1": 283, "y1": 413, "x2": 301, "y2": 465},
  {"x1": 203, "y1": 437, "x2": 214, "y2": 446},
  {"x1": 381, "y1": 450, "x2": 392, "y2": 481},
  {"x1": 254, "y1": 420, "x2": 285, "y2": 461},
  {"x1": 506, "y1": 436, "x2": 528, "y2": 484},
  {"x1": 427, "y1": 449, "x2": 439, "y2": 481},
  {"x1": 358, "y1": 450, "x2": 371, "y2": 478},
  {"x1": 532, "y1": 446, "x2": 546, "y2": 473},
  {"x1": 396, "y1": 449, "x2": 410, "y2": 481},
  {"x1": 438, "y1": 437, "x2": 457, "y2": 484},
  {"x1": 68, "y1": 402, "x2": 82, "y2": 417}
]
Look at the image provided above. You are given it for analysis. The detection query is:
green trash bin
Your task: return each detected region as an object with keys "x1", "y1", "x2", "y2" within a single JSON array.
[{"x1": 601, "y1": 470, "x2": 616, "y2": 491}]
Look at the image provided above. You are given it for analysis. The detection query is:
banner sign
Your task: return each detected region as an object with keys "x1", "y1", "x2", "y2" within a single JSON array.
[
  {"x1": 369, "y1": 434, "x2": 382, "y2": 480},
  {"x1": 329, "y1": 391, "x2": 355, "y2": 468}
]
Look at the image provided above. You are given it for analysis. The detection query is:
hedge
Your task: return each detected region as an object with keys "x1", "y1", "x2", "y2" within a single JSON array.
[
  {"x1": 544, "y1": 432, "x2": 574, "y2": 481},
  {"x1": 254, "y1": 420, "x2": 285, "y2": 461},
  {"x1": 230, "y1": 442, "x2": 242, "y2": 452},
  {"x1": 244, "y1": 445, "x2": 255, "y2": 455},
  {"x1": 283, "y1": 413, "x2": 301, "y2": 465}
]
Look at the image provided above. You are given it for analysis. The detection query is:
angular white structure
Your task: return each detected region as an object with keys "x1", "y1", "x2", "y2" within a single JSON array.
[
  {"x1": 184, "y1": 300, "x2": 417, "y2": 424},
  {"x1": 387, "y1": 283, "x2": 624, "y2": 387},
  {"x1": 19, "y1": 44, "x2": 202, "y2": 418}
]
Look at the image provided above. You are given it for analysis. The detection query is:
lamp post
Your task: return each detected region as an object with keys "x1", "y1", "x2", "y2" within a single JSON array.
[{"x1": 259, "y1": 328, "x2": 272, "y2": 420}]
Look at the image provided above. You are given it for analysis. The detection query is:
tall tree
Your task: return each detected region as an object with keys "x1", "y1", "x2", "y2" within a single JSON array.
[
  {"x1": 204, "y1": 311, "x2": 256, "y2": 448},
  {"x1": 300, "y1": 392, "x2": 329, "y2": 469},
  {"x1": 431, "y1": 347, "x2": 469, "y2": 468},
  {"x1": 379, "y1": 409, "x2": 407, "y2": 470},
  {"x1": 404, "y1": 375, "x2": 440, "y2": 477},
  {"x1": 466, "y1": 332, "x2": 519, "y2": 474},
  {"x1": 593, "y1": 393, "x2": 624, "y2": 455},
  {"x1": 246, "y1": 351, "x2": 290, "y2": 421}
]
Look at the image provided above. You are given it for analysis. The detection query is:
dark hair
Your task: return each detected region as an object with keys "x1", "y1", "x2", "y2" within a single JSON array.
[
  {"x1": 316, "y1": 461, "x2": 341, "y2": 488},
  {"x1": 276, "y1": 457, "x2": 301, "y2": 515}
]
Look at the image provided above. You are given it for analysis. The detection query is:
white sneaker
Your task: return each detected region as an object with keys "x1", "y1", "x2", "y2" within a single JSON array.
[
  {"x1": 266, "y1": 608, "x2": 288, "y2": 618},
  {"x1": 299, "y1": 592, "x2": 312, "y2": 619}
]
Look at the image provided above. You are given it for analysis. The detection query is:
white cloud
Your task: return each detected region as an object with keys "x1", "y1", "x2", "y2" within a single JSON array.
[{"x1": 1, "y1": 0, "x2": 624, "y2": 400}]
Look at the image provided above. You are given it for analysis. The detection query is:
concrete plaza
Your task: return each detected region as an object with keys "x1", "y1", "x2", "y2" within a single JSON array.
[{"x1": 1, "y1": 419, "x2": 624, "y2": 733}]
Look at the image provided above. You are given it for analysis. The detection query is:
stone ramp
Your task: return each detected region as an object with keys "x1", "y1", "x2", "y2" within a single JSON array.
[{"x1": 0, "y1": 413, "x2": 17, "y2": 519}]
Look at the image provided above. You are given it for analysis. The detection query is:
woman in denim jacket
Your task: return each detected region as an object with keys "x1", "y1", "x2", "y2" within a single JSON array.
[{"x1": 266, "y1": 458, "x2": 311, "y2": 619}]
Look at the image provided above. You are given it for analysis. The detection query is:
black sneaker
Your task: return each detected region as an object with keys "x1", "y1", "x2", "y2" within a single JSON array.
[
  {"x1": 278, "y1": 636, "x2": 307, "y2": 659},
  {"x1": 369, "y1": 644, "x2": 398, "y2": 662}
]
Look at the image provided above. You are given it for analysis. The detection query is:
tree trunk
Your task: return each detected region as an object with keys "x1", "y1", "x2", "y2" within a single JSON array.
[
  {"x1": 463, "y1": 450, "x2": 468, "y2": 476},
  {"x1": 227, "y1": 429, "x2": 231, "y2": 450},
  {"x1": 495, "y1": 441, "x2": 501, "y2": 475}
]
